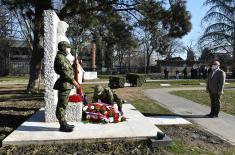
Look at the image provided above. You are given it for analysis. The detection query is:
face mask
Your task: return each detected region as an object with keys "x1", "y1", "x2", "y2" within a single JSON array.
[
  {"x1": 66, "y1": 48, "x2": 71, "y2": 54},
  {"x1": 66, "y1": 52, "x2": 75, "y2": 65},
  {"x1": 212, "y1": 65, "x2": 219, "y2": 70}
]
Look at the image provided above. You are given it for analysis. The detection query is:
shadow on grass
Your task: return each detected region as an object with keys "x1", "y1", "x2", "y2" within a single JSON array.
[
  {"x1": 0, "y1": 90, "x2": 27, "y2": 95},
  {"x1": 142, "y1": 113, "x2": 210, "y2": 118},
  {"x1": 0, "y1": 107, "x2": 38, "y2": 112},
  {"x1": 0, "y1": 113, "x2": 31, "y2": 128}
]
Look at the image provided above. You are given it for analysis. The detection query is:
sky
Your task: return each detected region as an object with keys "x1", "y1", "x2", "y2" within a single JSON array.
[{"x1": 181, "y1": 0, "x2": 209, "y2": 47}]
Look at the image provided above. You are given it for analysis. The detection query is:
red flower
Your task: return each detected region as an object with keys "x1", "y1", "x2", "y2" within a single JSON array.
[
  {"x1": 100, "y1": 105, "x2": 107, "y2": 114},
  {"x1": 95, "y1": 104, "x2": 101, "y2": 112},
  {"x1": 96, "y1": 116, "x2": 102, "y2": 123},
  {"x1": 108, "y1": 109, "x2": 115, "y2": 117},
  {"x1": 68, "y1": 94, "x2": 83, "y2": 102}
]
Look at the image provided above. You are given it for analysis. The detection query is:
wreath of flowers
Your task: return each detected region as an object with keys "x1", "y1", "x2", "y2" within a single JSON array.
[{"x1": 83, "y1": 103, "x2": 126, "y2": 123}]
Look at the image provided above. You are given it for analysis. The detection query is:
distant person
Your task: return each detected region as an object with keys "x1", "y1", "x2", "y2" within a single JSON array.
[
  {"x1": 175, "y1": 69, "x2": 179, "y2": 80},
  {"x1": 202, "y1": 66, "x2": 207, "y2": 79},
  {"x1": 195, "y1": 67, "x2": 198, "y2": 79},
  {"x1": 199, "y1": 66, "x2": 203, "y2": 79},
  {"x1": 164, "y1": 67, "x2": 169, "y2": 79},
  {"x1": 206, "y1": 61, "x2": 225, "y2": 118},
  {"x1": 191, "y1": 68, "x2": 194, "y2": 79},
  {"x1": 183, "y1": 67, "x2": 188, "y2": 79}
]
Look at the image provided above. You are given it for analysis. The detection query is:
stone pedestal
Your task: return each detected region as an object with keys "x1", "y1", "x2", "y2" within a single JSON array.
[
  {"x1": 43, "y1": 10, "x2": 82, "y2": 122},
  {"x1": 45, "y1": 103, "x2": 83, "y2": 122}
]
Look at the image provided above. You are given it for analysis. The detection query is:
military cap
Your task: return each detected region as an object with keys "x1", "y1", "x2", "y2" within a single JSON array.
[{"x1": 58, "y1": 41, "x2": 71, "y2": 51}]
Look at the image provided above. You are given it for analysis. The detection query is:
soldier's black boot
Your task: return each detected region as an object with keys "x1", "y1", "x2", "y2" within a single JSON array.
[
  {"x1": 65, "y1": 121, "x2": 75, "y2": 128},
  {"x1": 59, "y1": 121, "x2": 74, "y2": 132}
]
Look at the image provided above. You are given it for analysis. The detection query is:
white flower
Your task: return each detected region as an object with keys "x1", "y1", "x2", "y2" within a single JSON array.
[
  {"x1": 118, "y1": 116, "x2": 122, "y2": 122},
  {"x1": 104, "y1": 117, "x2": 109, "y2": 123},
  {"x1": 90, "y1": 105, "x2": 95, "y2": 110},
  {"x1": 83, "y1": 106, "x2": 88, "y2": 111},
  {"x1": 104, "y1": 111, "x2": 108, "y2": 115},
  {"x1": 109, "y1": 117, "x2": 114, "y2": 123},
  {"x1": 86, "y1": 115, "x2": 91, "y2": 119}
]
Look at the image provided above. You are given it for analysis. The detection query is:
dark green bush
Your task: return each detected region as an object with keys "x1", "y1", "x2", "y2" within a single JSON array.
[
  {"x1": 109, "y1": 76, "x2": 126, "y2": 88},
  {"x1": 126, "y1": 73, "x2": 146, "y2": 87}
]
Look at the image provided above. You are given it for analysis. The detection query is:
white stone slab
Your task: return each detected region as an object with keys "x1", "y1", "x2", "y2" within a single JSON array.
[
  {"x1": 84, "y1": 72, "x2": 97, "y2": 80},
  {"x1": 124, "y1": 83, "x2": 131, "y2": 87},
  {"x1": 2, "y1": 104, "x2": 161, "y2": 146},
  {"x1": 160, "y1": 84, "x2": 171, "y2": 87},
  {"x1": 147, "y1": 116, "x2": 192, "y2": 125}
]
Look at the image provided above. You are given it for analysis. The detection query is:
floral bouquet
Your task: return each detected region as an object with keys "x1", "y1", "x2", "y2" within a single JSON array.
[
  {"x1": 68, "y1": 94, "x2": 83, "y2": 103},
  {"x1": 83, "y1": 103, "x2": 126, "y2": 123}
]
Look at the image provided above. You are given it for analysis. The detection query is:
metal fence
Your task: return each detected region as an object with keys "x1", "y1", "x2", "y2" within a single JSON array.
[{"x1": 9, "y1": 61, "x2": 30, "y2": 75}]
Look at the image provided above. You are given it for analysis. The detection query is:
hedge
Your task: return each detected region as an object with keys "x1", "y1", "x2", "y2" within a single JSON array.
[
  {"x1": 109, "y1": 76, "x2": 126, "y2": 88},
  {"x1": 126, "y1": 73, "x2": 146, "y2": 87}
]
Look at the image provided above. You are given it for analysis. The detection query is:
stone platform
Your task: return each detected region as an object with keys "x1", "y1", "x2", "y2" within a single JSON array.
[{"x1": 2, "y1": 104, "x2": 163, "y2": 146}]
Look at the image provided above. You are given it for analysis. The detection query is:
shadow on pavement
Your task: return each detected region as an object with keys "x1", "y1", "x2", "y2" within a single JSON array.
[{"x1": 142, "y1": 113, "x2": 210, "y2": 118}]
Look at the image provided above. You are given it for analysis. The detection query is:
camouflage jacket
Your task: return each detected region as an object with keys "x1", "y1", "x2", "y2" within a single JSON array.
[
  {"x1": 53, "y1": 50, "x2": 74, "y2": 91},
  {"x1": 93, "y1": 87, "x2": 114, "y2": 104}
]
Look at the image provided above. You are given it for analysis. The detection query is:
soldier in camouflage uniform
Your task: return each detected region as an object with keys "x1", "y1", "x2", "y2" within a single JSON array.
[
  {"x1": 53, "y1": 41, "x2": 81, "y2": 132},
  {"x1": 93, "y1": 85, "x2": 124, "y2": 115}
]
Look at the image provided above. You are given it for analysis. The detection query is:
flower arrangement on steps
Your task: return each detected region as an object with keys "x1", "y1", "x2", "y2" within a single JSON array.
[{"x1": 83, "y1": 103, "x2": 126, "y2": 123}]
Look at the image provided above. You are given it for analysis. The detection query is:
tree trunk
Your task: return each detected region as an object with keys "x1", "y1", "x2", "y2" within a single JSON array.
[
  {"x1": 232, "y1": 26, "x2": 235, "y2": 78},
  {"x1": 26, "y1": 7, "x2": 44, "y2": 93},
  {"x1": 146, "y1": 53, "x2": 151, "y2": 74}
]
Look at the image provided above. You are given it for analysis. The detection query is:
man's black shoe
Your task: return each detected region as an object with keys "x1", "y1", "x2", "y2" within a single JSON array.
[
  {"x1": 205, "y1": 114, "x2": 212, "y2": 117},
  {"x1": 210, "y1": 115, "x2": 218, "y2": 118}
]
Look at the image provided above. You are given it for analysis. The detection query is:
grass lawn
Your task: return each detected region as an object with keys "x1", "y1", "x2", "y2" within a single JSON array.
[
  {"x1": 0, "y1": 76, "x2": 29, "y2": 82},
  {"x1": 170, "y1": 90, "x2": 235, "y2": 116}
]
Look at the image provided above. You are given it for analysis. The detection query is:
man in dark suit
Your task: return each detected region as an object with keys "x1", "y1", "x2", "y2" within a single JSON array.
[{"x1": 206, "y1": 61, "x2": 225, "y2": 118}]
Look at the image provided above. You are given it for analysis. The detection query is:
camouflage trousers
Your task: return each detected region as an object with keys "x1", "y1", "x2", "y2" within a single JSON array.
[
  {"x1": 56, "y1": 90, "x2": 70, "y2": 123},
  {"x1": 113, "y1": 93, "x2": 123, "y2": 111}
]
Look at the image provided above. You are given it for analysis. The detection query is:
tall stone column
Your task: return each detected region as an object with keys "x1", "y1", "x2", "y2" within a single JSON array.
[
  {"x1": 91, "y1": 40, "x2": 96, "y2": 71},
  {"x1": 43, "y1": 10, "x2": 82, "y2": 122}
]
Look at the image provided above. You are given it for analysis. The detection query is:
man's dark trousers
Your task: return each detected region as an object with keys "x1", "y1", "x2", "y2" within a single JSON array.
[{"x1": 209, "y1": 92, "x2": 221, "y2": 116}]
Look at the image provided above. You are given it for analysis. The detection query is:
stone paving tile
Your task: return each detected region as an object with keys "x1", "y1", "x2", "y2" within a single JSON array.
[{"x1": 147, "y1": 116, "x2": 192, "y2": 125}]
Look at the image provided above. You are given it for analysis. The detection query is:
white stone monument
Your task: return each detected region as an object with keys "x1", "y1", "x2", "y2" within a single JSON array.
[{"x1": 43, "y1": 10, "x2": 82, "y2": 122}]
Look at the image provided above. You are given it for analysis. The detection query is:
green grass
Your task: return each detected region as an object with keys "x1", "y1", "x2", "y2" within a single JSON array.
[
  {"x1": 170, "y1": 90, "x2": 235, "y2": 116},
  {"x1": 143, "y1": 80, "x2": 235, "y2": 89},
  {"x1": 131, "y1": 98, "x2": 171, "y2": 114},
  {"x1": 0, "y1": 76, "x2": 28, "y2": 82}
]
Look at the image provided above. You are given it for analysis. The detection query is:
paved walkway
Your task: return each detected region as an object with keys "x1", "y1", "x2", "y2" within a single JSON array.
[{"x1": 144, "y1": 87, "x2": 235, "y2": 145}]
